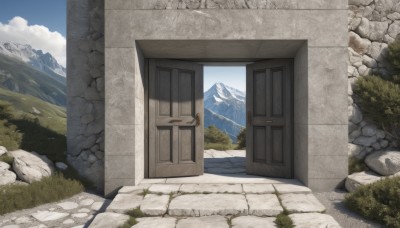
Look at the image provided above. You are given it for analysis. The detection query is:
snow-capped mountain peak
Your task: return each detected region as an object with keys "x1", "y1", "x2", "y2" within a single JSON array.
[
  {"x1": 205, "y1": 82, "x2": 245, "y2": 103},
  {"x1": 0, "y1": 41, "x2": 66, "y2": 78}
]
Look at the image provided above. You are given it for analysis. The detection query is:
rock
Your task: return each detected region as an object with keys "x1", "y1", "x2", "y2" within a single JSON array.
[
  {"x1": 349, "y1": 104, "x2": 363, "y2": 124},
  {"x1": 55, "y1": 162, "x2": 68, "y2": 171},
  {"x1": 358, "y1": 65, "x2": 371, "y2": 76},
  {"x1": 231, "y1": 216, "x2": 277, "y2": 228},
  {"x1": 345, "y1": 171, "x2": 382, "y2": 192},
  {"x1": 80, "y1": 198, "x2": 95, "y2": 206},
  {"x1": 369, "y1": 21, "x2": 389, "y2": 41},
  {"x1": 10, "y1": 150, "x2": 54, "y2": 183},
  {"x1": 91, "y1": 202, "x2": 104, "y2": 211},
  {"x1": 348, "y1": 143, "x2": 363, "y2": 157},
  {"x1": 0, "y1": 169, "x2": 17, "y2": 186},
  {"x1": 140, "y1": 194, "x2": 169, "y2": 216},
  {"x1": 349, "y1": 0, "x2": 374, "y2": 5},
  {"x1": 349, "y1": 129, "x2": 362, "y2": 142},
  {"x1": 375, "y1": 0, "x2": 395, "y2": 13},
  {"x1": 380, "y1": 140, "x2": 389, "y2": 148},
  {"x1": 169, "y1": 194, "x2": 248, "y2": 216},
  {"x1": 242, "y1": 184, "x2": 275, "y2": 194},
  {"x1": 349, "y1": 32, "x2": 371, "y2": 54},
  {"x1": 356, "y1": 18, "x2": 370, "y2": 38},
  {"x1": 0, "y1": 146, "x2": 7, "y2": 156},
  {"x1": 32, "y1": 211, "x2": 69, "y2": 222},
  {"x1": 365, "y1": 150, "x2": 400, "y2": 176},
  {"x1": 63, "y1": 219, "x2": 75, "y2": 225},
  {"x1": 388, "y1": 21, "x2": 400, "y2": 39},
  {"x1": 348, "y1": 48, "x2": 363, "y2": 65},
  {"x1": 78, "y1": 208, "x2": 91, "y2": 213},
  {"x1": 279, "y1": 194, "x2": 325, "y2": 213},
  {"x1": 273, "y1": 184, "x2": 312, "y2": 194},
  {"x1": 372, "y1": 142, "x2": 381, "y2": 150},
  {"x1": 368, "y1": 42, "x2": 388, "y2": 62},
  {"x1": 362, "y1": 124, "x2": 377, "y2": 136},
  {"x1": 376, "y1": 130, "x2": 385, "y2": 139},
  {"x1": 387, "y1": 12, "x2": 400, "y2": 20},
  {"x1": 57, "y1": 202, "x2": 79, "y2": 210},
  {"x1": 88, "y1": 212, "x2": 130, "y2": 228},
  {"x1": 0, "y1": 161, "x2": 10, "y2": 171},
  {"x1": 176, "y1": 216, "x2": 228, "y2": 228},
  {"x1": 289, "y1": 213, "x2": 341, "y2": 228},
  {"x1": 362, "y1": 55, "x2": 378, "y2": 68},
  {"x1": 246, "y1": 194, "x2": 283, "y2": 216},
  {"x1": 15, "y1": 216, "x2": 31, "y2": 224},
  {"x1": 136, "y1": 217, "x2": 177, "y2": 228},
  {"x1": 353, "y1": 136, "x2": 377, "y2": 147},
  {"x1": 72, "y1": 213, "x2": 88, "y2": 218},
  {"x1": 106, "y1": 193, "x2": 143, "y2": 213}
]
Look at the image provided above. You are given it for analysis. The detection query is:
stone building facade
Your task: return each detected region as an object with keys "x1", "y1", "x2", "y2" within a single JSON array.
[{"x1": 67, "y1": 0, "x2": 399, "y2": 195}]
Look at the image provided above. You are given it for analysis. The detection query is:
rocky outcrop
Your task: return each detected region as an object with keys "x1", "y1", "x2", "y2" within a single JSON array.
[
  {"x1": 365, "y1": 150, "x2": 400, "y2": 176},
  {"x1": 10, "y1": 150, "x2": 54, "y2": 183}
]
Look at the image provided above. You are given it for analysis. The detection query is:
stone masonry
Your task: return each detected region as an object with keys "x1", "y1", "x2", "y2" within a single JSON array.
[{"x1": 348, "y1": 0, "x2": 400, "y2": 160}]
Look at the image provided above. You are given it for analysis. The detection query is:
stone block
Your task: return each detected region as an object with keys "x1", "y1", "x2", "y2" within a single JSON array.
[
  {"x1": 176, "y1": 216, "x2": 229, "y2": 228},
  {"x1": 180, "y1": 184, "x2": 243, "y2": 194},
  {"x1": 242, "y1": 184, "x2": 275, "y2": 194},
  {"x1": 106, "y1": 193, "x2": 143, "y2": 213},
  {"x1": 148, "y1": 184, "x2": 181, "y2": 194},
  {"x1": 308, "y1": 155, "x2": 348, "y2": 179},
  {"x1": 307, "y1": 125, "x2": 348, "y2": 157},
  {"x1": 232, "y1": 216, "x2": 277, "y2": 228},
  {"x1": 246, "y1": 194, "x2": 283, "y2": 216},
  {"x1": 279, "y1": 193, "x2": 326, "y2": 213},
  {"x1": 135, "y1": 217, "x2": 177, "y2": 228},
  {"x1": 88, "y1": 212, "x2": 130, "y2": 228},
  {"x1": 289, "y1": 213, "x2": 341, "y2": 228},
  {"x1": 140, "y1": 194, "x2": 169, "y2": 216},
  {"x1": 105, "y1": 155, "x2": 135, "y2": 179},
  {"x1": 273, "y1": 184, "x2": 312, "y2": 194},
  {"x1": 105, "y1": 125, "x2": 135, "y2": 156}
]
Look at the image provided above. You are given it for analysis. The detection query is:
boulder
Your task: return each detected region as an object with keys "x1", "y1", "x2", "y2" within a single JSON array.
[
  {"x1": 362, "y1": 124, "x2": 377, "y2": 137},
  {"x1": 0, "y1": 169, "x2": 16, "y2": 186},
  {"x1": 365, "y1": 150, "x2": 400, "y2": 176},
  {"x1": 0, "y1": 146, "x2": 7, "y2": 156},
  {"x1": 349, "y1": 32, "x2": 371, "y2": 55},
  {"x1": 10, "y1": 150, "x2": 54, "y2": 183},
  {"x1": 0, "y1": 161, "x2": 10, "y2": 171},
  {"x1": 353, "y1": 136, "x2": 377, "y2": 147},
  {"x1": 345, "y1": 171, "x2": 382, "y2": 192},
  {"x1": 348, "y1": 143, "x2": 363, "y2": 157}
]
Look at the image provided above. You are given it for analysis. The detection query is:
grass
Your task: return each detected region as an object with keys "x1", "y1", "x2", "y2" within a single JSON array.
[
  {"x1": 275, "y1": 212, "x2": 294, "y2": 228},
  {"x1": 349, "y1": 157, "x2": 369, "y2": 174},
  {"x1": 205, "y1": 143, "x2": 237, "y2": 151},
  {"x1": 0, "y1": 154, "x2": 14, "y2": 165},
  {"x1": 345, "y1": 176, "x2": 400, "y2": 228},
  {"x1": 0, "y1": 173, "x2": 84, "y2": 215},
  {"x1": 119, "y1": 208, "x2": 145, "y2": 228}
]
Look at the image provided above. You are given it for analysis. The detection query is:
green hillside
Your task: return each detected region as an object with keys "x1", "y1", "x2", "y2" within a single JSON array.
[{"x1": 0, "y1": 53, "x2": 66, "y2": 107}]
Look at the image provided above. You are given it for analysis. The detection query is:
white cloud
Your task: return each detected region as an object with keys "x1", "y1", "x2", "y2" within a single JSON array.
[{"x1": 0, "y1": 16, "x2": 66, "y2": 67}]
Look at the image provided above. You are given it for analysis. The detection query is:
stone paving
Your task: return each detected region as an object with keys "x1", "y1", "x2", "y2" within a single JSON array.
[
  {"x1": 0, "y1": 192, "x2": 109, "y2": 228},
  {"x1": 204, "y1": 150, "x2": 246, "y2": 175},
  {"x1": 89, "y1": 183, "x2": 341, "y2": 228}
]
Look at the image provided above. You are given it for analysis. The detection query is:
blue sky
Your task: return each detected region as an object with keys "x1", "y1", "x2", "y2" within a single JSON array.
[
  {"x1": 204, "y1": 66, "x2": 246, "y2": 92},
  {"x1": 0, "y1": 0, "x2": 66, "y2": 36}
]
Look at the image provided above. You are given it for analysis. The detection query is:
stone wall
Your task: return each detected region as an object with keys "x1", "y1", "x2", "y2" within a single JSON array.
[
  {"x1": 347, "y1": 0, "x2": 400, "y2": 160},
  {"x1": 67, "y1": 0, "x2": 105, "y2": 190}
]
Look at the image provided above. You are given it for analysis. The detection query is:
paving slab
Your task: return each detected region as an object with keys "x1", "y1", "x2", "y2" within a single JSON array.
[
  {"x1": 289, "y1": 213, "x2": 342, "y2": 228},
  {"x1": 232, "y1": 216, "x2": 277, "y2": 228},
  {"x1": 88, "y1": 212, "x2": 130, "y2": 228},
  {"x1": 133, "y1": 217, "x2": 176, "y2": 228},
  {"x1": 118, "y1": 184, "x2": 151, "y2": 194},
  {"x1": 148, "y1": 184, "x2": 181, "y2": 194},
  {"x1": 140, "y1": 194, "x2": 170, "y2": 216},
  {"x1": 140, "y1": 178, "x2": 167, "y2": 184},
  {"x1": 176, "y1": 216, "x2": 229, "y2": 228},
  {"x1": 180, "y1": 184, "x2": 243, "y2": 194},
  {"x1": 57, "y1": 202, "x2": 79, "y2": 210},
  {"x1": 246, "y1": 194, "x2": 283, "y2": 216},
  {"x1": 31, "y1": 211, "x2": 69, "y2": 222},
  {"x1": 168, "y1": 194, "x2": 248, "y2": 216},
  {"x1": 206, "y1": 167, "x2": 246, "y2": 174},
  {"x1": 279, "y1": 193, "x2": 326, "y2": 213},
  {"x1": 273, "y1": 184, "x2": 311, "y2": 194},
  {"x1": 242, "y1": 184, "x2": 275, "y2": 194},
  {"x1": 106, "y1": 193, "x2": 143, "y2": 213}
]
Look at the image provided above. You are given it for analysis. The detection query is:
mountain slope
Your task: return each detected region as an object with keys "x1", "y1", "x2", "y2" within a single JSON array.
[
  {"x1": 0, "y1": 42, "x2": 66, "y2": 83},
  {"x1": 204, "y1": 108, "x2": 244, "y2": 143},
  {"x1": 0, "y1": 53, "x2": 66, "y2": 107},
  {"x1": 205, "y1": 82, "x2": 246, "y2": 126}
]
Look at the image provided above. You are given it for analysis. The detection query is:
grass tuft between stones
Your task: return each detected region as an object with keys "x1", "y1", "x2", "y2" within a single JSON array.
[
  {"x1": 345, "y1": 176, "x2": 400, "y2": 228},
  {"x1": 275, "y1": 212, "x2": 294, "y2": 228},
  {"x1": 119, "y1": 207, "x2": 145, "y2": 228},
  {"x1": 0, "y1": 173, "x2": 84, "y2": 215}
]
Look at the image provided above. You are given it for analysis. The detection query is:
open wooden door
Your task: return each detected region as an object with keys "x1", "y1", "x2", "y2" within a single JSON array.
[
  {"x1": 246, "y1": 59, "x2": 293, "y2": 178},
  {"x1": 149, "y1": 59, "x2": 204, "y2": 178}
]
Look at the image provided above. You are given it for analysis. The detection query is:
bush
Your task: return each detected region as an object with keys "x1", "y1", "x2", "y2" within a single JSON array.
[
  {"x1": 0, "y1": 154, "x2": 14, "y2": 165},
  {"x1": 354, "y1": 76, "x2": 400, "y2": 141},
  {"x1": 345, "y1": 176, "x2": 400, "y2": 228},
  {"x1": 204, "y1": 125, "x2": 232, "y2": 150},
  {"x1": 348, "y1": 157, "x2": 369, "y2": 174},
  {"x1": 388, "y1": 35, "x2": 400, "y2": 75},
  {"x1": 0, "y1": 173, "x2": 84, "y2": 215},
  {"x1": 236, "y1": 128, "x2": 246, "y2": 149}
]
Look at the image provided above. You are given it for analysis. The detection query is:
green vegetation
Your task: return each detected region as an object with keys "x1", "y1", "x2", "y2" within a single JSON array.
[
  {"x1": 354, "y1": 37, "x2": 400, "y2": 143},
  {"x1": 345, "y1": 176, "x2": 400, "y2": 228},
  {"x1": 0, "y1": 173, "x2": 84, "y2": 215},
  {"x1": 204, "y1": 125, "x2": 234, "y2": 150},
  {"x1": 119, "y1": 208, "x2": 145, "y2": 228},
  {"x1": 348, "y1": 157, "x2": 369, "y2": 174},
  {"x1": 236, "y1": 128, "x2": 246, "y2": 149},
  {"x1": 0, "y1": 154, "x2": 14, "y2": 165},
  {"x1": 275, "y1": 212, "x2": 294, "y2": 228}
]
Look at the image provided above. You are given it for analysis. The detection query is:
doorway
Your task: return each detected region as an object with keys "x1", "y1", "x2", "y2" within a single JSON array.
[{"x1": 148, "y1": 59, "x2": 293, "y2": 179}]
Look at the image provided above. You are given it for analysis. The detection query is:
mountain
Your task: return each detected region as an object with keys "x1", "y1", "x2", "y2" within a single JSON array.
[
  {"x1": 204, "y1": 83, "x2": 246, "y2": 142},
  {"x1": 0, "y1": 53, "x2": 66, "y2": 106},
  {"x1": 0, "y1": 42, "x2": 66, "y2": 84}
]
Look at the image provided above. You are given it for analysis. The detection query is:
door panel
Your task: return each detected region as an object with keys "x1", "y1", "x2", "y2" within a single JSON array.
[
  {"x1": 246, "y1": 59, "x2": 293, "y2": 178},
  {"x1": 149, "y1": 59, "x2": 204, "y2": 178}
]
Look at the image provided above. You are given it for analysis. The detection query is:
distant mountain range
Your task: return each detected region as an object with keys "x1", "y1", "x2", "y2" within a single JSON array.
[
  {"x1": 204, "y1": 83, "x2": 246, "y2": 142},
  {"x1": 0, "y1": 42, "x2": 66, "y2": 107}
]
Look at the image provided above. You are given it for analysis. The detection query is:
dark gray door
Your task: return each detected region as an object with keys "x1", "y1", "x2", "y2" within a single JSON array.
[
  {"x1": 149, "y1": 59, "x2": 204, "y2": 178},
  {"x1": 246, "y1": 60, "x2": 293, "y2": 178}
]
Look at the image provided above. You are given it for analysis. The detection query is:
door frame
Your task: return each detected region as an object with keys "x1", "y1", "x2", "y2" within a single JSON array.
[{"x1": 144, "y1": 59, "x2": 294, "y2": 179}]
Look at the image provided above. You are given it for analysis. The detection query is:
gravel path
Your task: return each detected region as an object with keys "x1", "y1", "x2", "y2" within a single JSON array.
[{"x1": 315, "y1": 191, "x2": 383, "y2": 228}]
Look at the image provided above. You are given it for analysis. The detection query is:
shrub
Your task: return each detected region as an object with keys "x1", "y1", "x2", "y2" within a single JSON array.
[
  {"x1": 354, "y1": 76, "x2": 400, "y2": 141},
  {"x1": 388, "y1": 35, "x2": 400, "y2": 75},
  {"x1": 0, "y1": 154, "x2": 14, "y2": 165},
  {"x1": 348, "y1": 157, "x2": 369, "y2": 174},
  {"x1": 204, "y1": 125, "x2": 233, "y2": 150},
  {"x1": 236, "y1": 128, "x2": 246, "y2": 149},
  {"x1": 345, "y1": 176, "x2": 400, "y2": 228},
  {"x1": 275, "y1": 212, "x2": 294, "y2": 228},
  {"x1": 0, "y1": 173, "x2": 84, "y2": 215}
]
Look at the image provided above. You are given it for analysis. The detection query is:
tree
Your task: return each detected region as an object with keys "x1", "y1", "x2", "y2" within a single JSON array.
[
  {"x1": 204, "y1": 125, "x2": 232, "y2": 150},
  {"x1": 236, "y1": 128, "x2": 246, "y2": 149}
]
